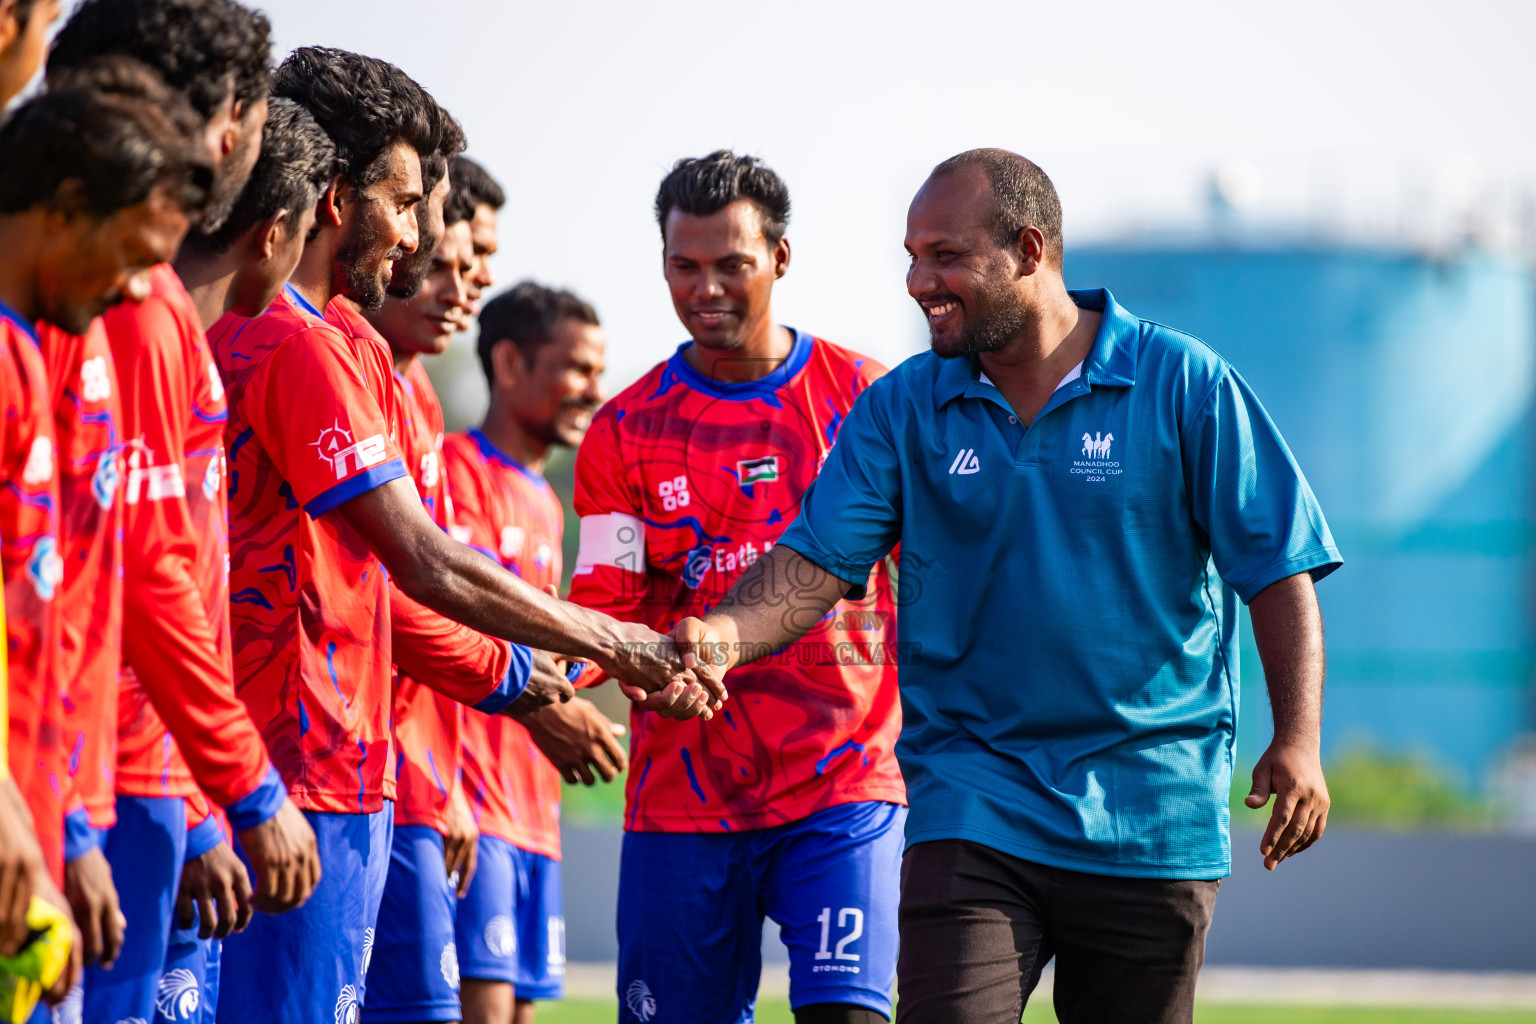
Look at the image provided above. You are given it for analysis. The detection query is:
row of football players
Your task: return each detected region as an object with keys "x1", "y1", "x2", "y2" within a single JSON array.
[{"x1": 0, "y1": 0, "x2": 739, "y2": 1021}]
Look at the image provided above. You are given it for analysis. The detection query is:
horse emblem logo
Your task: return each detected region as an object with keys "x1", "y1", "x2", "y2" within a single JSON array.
[{"x1": 1080, "y1": 432, "x2": 1114, "y2": 459}]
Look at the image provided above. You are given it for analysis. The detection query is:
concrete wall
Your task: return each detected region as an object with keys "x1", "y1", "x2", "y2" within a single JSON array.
[{"x1": 562, "y1": 825, "x2": 1536, "y2": 970}]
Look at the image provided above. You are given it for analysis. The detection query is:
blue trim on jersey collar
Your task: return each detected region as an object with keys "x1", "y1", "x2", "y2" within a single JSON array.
[
  {"x1": 0, "y1": 298, "x2": 38, "y2": 343},
  {"x1": 284, "y1": 283, "x2": 326, "y2": 321},
  {"x1": 666, "y1": 326, "x2": 813, "y2": 402},
  {"x1": 468, "y1": 427, "x2": 545, "y2": 484}
]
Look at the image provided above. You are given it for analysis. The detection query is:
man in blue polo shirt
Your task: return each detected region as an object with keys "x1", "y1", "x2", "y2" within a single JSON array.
[{"x1": 673, "y1": 148, "x2": 1341, "y2": 1024}]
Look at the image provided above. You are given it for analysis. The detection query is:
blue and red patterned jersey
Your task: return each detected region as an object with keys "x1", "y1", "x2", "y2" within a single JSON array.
[
  {"x1": 39, "y1": 319, "x2": 122, "y2": 828},
  {"x1": 1, "y1": 301, "x2": 64, "y2": 880},
  {"x1": 108, "y1": 266, "x2": 277, "y2": 818},
  {"x1": 569, "y1": 330, "x2": 905, "y2": 833},
  {"x1": 213, "y1": 286, "x2": 410, "y2": 814},
  {"x1": 442, "y1": 429, "x2": 564, "y2": 858},
  {"x1": 320, "y1": 300, "x2": 517, "y2": 828}
]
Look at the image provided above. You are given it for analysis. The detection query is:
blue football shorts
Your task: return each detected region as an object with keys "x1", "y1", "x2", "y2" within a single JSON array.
[
  {"x1": 616, "y1": 800, "x2": 905, "y2": 1022},
  {"x1": 360, "y1": 825, "x2": 461, "y2": 1023},
  {"x1": 217, "y1": 804, "x2": 393, "y2": 1024},
  {"x1": 82, "y1": 795, "x2": 188, "y2": 1024},
  {"x1": 454, "y1": 835, "x2": 565, "y2": 1000}
]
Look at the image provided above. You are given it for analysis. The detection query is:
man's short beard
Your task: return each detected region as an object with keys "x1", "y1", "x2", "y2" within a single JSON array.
[
  {"x1": 335, "y1": 207, "x2": 400, "y2": 311},
  {"x1": 386, "y1": 221, "x2": 440, "y2": 300},
  {"x1": 930, "y1": 279, "x2": 1034, "y2": 359}
]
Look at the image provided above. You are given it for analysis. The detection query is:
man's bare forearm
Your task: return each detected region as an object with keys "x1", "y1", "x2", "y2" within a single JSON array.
[
  {"x1": 701, "y1": 545, "x2": 852, "y2": 671},
  {"x1": 1249, "y1": 572, "x2": 1326, "y2": 748},
  {"x1": 397, "y1": 527, "x2": 622, "y2": 663}
]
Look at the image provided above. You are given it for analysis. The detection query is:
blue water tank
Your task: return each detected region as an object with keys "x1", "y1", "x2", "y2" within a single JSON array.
[{"x1": 1068, "y1": 245, "x2": 1536, "y2": 784}]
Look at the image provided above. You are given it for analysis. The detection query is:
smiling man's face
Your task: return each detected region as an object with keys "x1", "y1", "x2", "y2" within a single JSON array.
[
  {"x1": 905, "y1": 165, "x2": 1034, "y2": 359},
  {"x1": 335, "y1": 140, "x2": 422, "y2": 310},
  {"x1": 662, "y1": 199, "x2": 786, "y2": 351}
]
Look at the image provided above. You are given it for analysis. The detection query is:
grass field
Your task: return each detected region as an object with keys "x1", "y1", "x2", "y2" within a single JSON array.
[{"x1": 537, "y1": 999, "x2": 1536, "y2": 1023}]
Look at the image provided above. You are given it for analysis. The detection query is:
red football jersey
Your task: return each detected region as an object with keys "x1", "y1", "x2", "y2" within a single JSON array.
[
  {"x1": 323, "y1": 298, "x2": 520, "y2": 829},
  {"x1": 1, "y1": 303, "x2": 64, "y2": 881},
  {"x1": 386, "y1": 358, "x2": 466, "y2": 831},
  {"x1": 569, "y1": 330, "x2": 905, "y2": 833},
  {"x1": 443, "y1": 430, "x2": 565, "y2": 858},
  {"x1": 107, "y1": 266, "x2": 275, "y2": 811},
  {"x1": 213, "y1": 286, "x2": 410, "y2": 813},
  {"x1": 39, "y1": 319, "x2": 123, "y2": 827}
]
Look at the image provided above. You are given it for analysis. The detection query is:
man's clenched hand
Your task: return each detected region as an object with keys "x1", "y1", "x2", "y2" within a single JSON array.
[
  {"x1": 178, "y1": 839, "x2": 253, "y2": 939},
  {"x1": 521, "y1": 697, "x2": 627, "y2": 785},
  {"x1": 236, "y1": 797, "x2": 320, "y2": 913},
  {"x1": 505, "y1": 650, "x2": 576, "y2": 715},
  {"x1": 63, "y1": 846, "x2": 124, "y2": 967}
]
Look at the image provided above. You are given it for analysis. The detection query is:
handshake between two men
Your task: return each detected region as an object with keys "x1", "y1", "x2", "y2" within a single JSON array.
[{"x1": 527, "y1": 544, "x2": 841, "y2": 720}]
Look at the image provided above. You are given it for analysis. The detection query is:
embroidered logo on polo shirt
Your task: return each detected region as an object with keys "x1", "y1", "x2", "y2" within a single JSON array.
[
  {"x1": 1072, "y1": 431, "x2": 1123, "y2": 483},
  {"x1": 948, "y1": 448, "x2": 980, "y2": 475},
  {"x1": 1081, "y1": 432, "x2": 1114, "y2": 459}
]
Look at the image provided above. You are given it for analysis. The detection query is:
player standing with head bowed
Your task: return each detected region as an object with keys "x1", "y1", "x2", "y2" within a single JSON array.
[
  {"x1": 0, "y1": 60, "x2": 221, "y2": 1008},
  {"x1": 569, "y1": 151, "x2": 906, "y2": 1024},
  {"x1": 212, "y1": 47, "x2": 718, "y2": 1024},
  {"x1": 146, "y1": 97, "x2": 339, "y2": 1024},
  {"x1": 0, "y1": 0, "x2": 63, "y2": 972},
  {"x1": 674, "y1": 149, "x2": 1342, "y2": 1024},
  {"x1": 45, "y1": 6, "x2": 327, "y2": 1021},
  {"x1": 443, "y1": 281, "x2": 628, "y2": 1024}
]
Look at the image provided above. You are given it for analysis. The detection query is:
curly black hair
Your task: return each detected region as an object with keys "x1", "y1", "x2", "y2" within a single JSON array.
[
  {"x1": 654, "y1": 150, "x2": 790, "y2": 246},
  {"x1": 272, "y1": 47, "x2": 437, "y2": 195},
  {"x1": 421, "y1": 98, "x2": 466, "y2": 199},
  {"x1": 182, "y1": 97, "x2": 336, "y2": 256},
  {"x1": 445, "y1": 155, "x2": 504, "y2": 226},
  {"x1": 48, "y1": 0, "x2": 272, "y2": 122},
  {"x1": 0, "y1": 55, "x2": 212, "y2": 217},
  {"x1": 477, "y1": 280, "x2": 598, "y2": 384}
]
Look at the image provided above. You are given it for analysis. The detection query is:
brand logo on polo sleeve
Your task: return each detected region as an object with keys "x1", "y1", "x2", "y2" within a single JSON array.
[{"x1": 948, "y1": 448, "x2": 980, "y2": 475}]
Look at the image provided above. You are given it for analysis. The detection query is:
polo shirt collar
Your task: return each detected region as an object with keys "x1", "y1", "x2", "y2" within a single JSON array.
[
  {"x1": 1073, "y1": 288, "x2": 1138, "y2": 387},
  {"x1": 934, "y1": 288, "x2": 1139, "y2": 407}
]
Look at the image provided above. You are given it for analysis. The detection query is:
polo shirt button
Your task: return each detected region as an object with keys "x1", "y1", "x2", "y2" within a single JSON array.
[{"x1": 1009, "y1": 416, "x2": 1018, "y2": 424}]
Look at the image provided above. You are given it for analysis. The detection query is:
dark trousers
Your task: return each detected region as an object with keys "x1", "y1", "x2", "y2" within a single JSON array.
[{"x1": 895, "y1": 840, "x2": 1219, "y2": 1024}]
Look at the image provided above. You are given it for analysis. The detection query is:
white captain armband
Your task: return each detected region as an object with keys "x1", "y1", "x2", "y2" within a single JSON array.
[{"x1": 573, "y1": 512, "x2": 646, "y2": 576}]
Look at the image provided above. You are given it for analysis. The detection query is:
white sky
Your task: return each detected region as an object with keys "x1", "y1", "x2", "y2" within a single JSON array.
[{"x1": 252, "y1": 0, "x2": 1535, "y2": 400}]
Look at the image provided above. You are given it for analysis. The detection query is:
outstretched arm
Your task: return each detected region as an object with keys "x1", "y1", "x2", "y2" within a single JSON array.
[
  {"x1": 1244, "y1": 571, "x2": 1330, "y2": 870},
  {"x1": 673, "y1": 544, "x2": 852, "y2": 688},
  {"x1": 336, "y1": 477, "x2": 719, "y2": 717}
]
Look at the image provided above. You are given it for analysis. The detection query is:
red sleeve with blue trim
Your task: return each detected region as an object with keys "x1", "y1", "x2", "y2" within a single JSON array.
[
  {"x1": 107, "y1": 297, "x2": 284, "y2": 825},
  {"x1": 240, "y1": 326, "x2": 407, "y2": 517}
]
